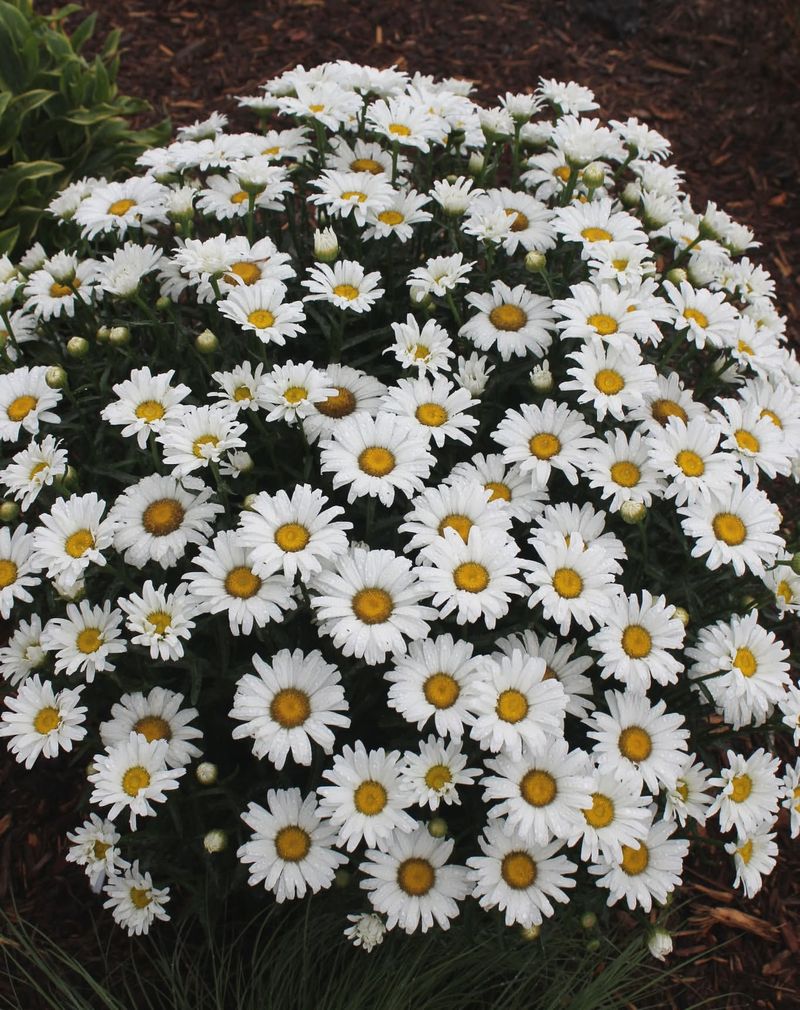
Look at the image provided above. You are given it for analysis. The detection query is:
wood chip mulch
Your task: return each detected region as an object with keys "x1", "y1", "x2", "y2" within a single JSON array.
[{"x1": 2, "y1": 1, "x2": 799, "y2": 1007}]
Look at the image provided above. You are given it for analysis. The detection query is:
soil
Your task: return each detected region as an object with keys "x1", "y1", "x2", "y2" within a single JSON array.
[{"x1": 3, "y1": 1, "x2": 800, "y2": 1007}]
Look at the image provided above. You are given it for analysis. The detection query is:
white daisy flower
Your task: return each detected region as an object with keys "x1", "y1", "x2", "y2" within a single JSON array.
[
  {"x1": 308, "y1": 170, "x2": 395, "y2": 225},
  {"x1": 445, "y1": 453, "x2": 547, "y2": 523},
  {"x1": 407, "y1": 253, "x2": 473, "y2": 302},
  {"x1": 610, "y1": 116, "x2": 671, "y2": 159},
  {"x1": 460, "y1": 280, "x2": 556, "y2": 362},
  {"x1": 366, "y1": 96, "x2": 448, "y2": 152},
  {"x1": 553, "y1": 281, "x2": 650, "y2": 346},
  {"x1": 217, "y1": 278, "x2": 307, "y2": 345},
  {"x1": 714, "y1": 397, "x2": 793, "y2": 483},
  {"x1": 629, "y1": 370, "x2": 707, "y2": 432},
  {"x1": 23, "y1": 253, "x2": 97, "y2": 320},
  {"x1": 310, "y1": 546, "x2": 435, "y2": 666},
  {"x1": 381, "y1": 375, "x2": 478, "y2": 448},
  {"x1": 530, "y1": 501, "x2": 627, "y2": 575},
  {"x1": 88, "y1": 733, "x2": 185, "y2": 830},
  {"x1": 319, "y1": 413, "x2": 435, "y2": 507},
  {"x1": 359, "y1": 824, "x2": 469, "y2": 933},
  {"x1": 328, "y1": 136, "x2": 403, "y2": 176},
  {"x1": 779, "y1": 685, "x2": 800, "y2": 745},
  {"x1": 663, "y1": 754, "x2": 714, "y2": 828},
  {"x1": 707, "y1": 748, "x2": 781, "y2": 835},
  {"x1": 100, "y1": 366, "x2": 191, "y2": 449},
  {"x1": 469, "y1": 649, "x2": 567, "y2": 760},
  {"x1": 399, "y1": 482, "x2": 512, "y2": 555},
  {"x1": 215, "y1": 236, "x2": 296, "y2": 294},
  {"x1": 781, "y1": 761, "x2": 800, "y2": 839},
  {"x1": 238, "y1": 788, "x2": 347, "y2": 900},
  {"x1": 0, "y1": 615, "x2": 47, "y2": 686},
  {"x1": 430, "y1": 176, "x2": 484, "y2": 216},
  {"x1": 100, "y1": 687, "x2": 202, "y2": 769},
  {"x1": 465, "y1": 188, "x2": 556, "y2": 254},
  {"x1": 210, "y1": 361, "x2": 265, "y2": 413},
  {"x1": 196, "y1": 170, "x2": 290, "y2": 220},
  {"x1": 278, "y1": 80, "x2": 362, "y2": 131},
  {"x1": 663, "y1": 279, "x2": 739, "y2": 349},
  {"x1": 526, "y1": 535, "x2": 619, "y2": 635},
  {"x1": 725, "y1": 829, "x2": 778, "y2": 899},
  {"x1": 103, "y1": 860, "x2": 170, "y2": 936},
  {"x1": 258, "y1": 360, "x2": 336, "y2": 424},
  {"x1": 109, "y1": 474, "x2": 223, "y2": 569},
  {"x1": 363, "y1": 188, "x2": 433, "y2": 242},
  {"x1": 344, "y1": 912, "x2": 387, "y2": 952},
  {"x1": 568, "y1": 764, "x2": 652, "y2": 863},
  {"x1": 482, "y1": 740, "x2": 593, "y2": 845},
  {"x1": 0, "y1": 674, "x2": 86, "y2": 768},
  {"x1": 415, "y1": 527, "x2": 530, "y2": 630},
  {"x1": 302, "y1": 364, "x2": 386, "y2": 444},
  {"x1": 0, "y1": 524, "x2": 41, "y2": 619},
  {"x1": 302, "y1": 260, "x2": 384, "y2": 313},
  {"x1": 589, "y1": 819, "x2": 689, "y2": 913},
  {"x1": 494, "y1": 629, "x2": 595, "y2": 720},
  {"x1": 0, "y1": 435, "x2": 67, "y2": 511},
  {"x1": 583, "y1": 430, "x2": 664, "y2": 512},
  {"x1": 74, "y1": 177, "x2": 167, "y2": 239},
  {"x1": 41, "y1": 600, "x2": 126, "y2": 682},
  {"x1": 385, "y1": 634, "x2": 482, "y2": 739},
  {"x1": 66, "y1": 814, "x2": 129, "y2": 893},
  {"x1": 158, "y1": 404, "x2": 247, "y2": 478},
  {"x1": 386, "y1": 315, "x2": 454, "y2": 375},
  {"x1": 562, "y1": 338, "x2": 657, "y2": 422},
  {"x1": 454, "y1": 352, "x2": 495, "y2": 397},
  {"x1": 585, "y1": 241, "x2": 657, "y2": 286},
  {"x1": 553, "y1": 198, "x2": 646, "y2": 252},
  {"x1": 182, "y1": 530, "x2": 295, "y2": 636},
  {"x1": 229, "y1": 649, "x2": 350, "y2": 769},
  {"x1": 117, "y1": 581, "x2": 198, "y2": 661},
  {"x1": 0, "y1": 365, "x2": 62, "y2": 442},
  {"x1": 399, "y1": 735, "x2": 480, "y2": 810},
  {"x1": 94, "y1": 243, "x2": 164, "y2": 299},
  {"x1": 317, "y1": 742, "x2": 416, "y2": 852},
  {"x1": 468, "y1": 820, "x2": 577, "y2": 928},
  {"x1": 551, "y1": 115, "x2": 625, "y2": 167},
  {"x1": 492, "y1": 400, "x2": 594, "y2": 488},
  {"x1": 31, "y1": 492, "x2": 114, "y2": 588},
  {"x1": 537, "y1": 78, "x2": 598, "y2": 114},
  {"x1": 587, "y1": 690, "x2": 690, "y2": 793},
  {"x1": 646, "y1": 416, "x2": 738, "y2": 506}
]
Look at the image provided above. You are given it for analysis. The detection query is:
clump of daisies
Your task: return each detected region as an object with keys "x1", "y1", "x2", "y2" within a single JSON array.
[{"x1": 1, "y1": 60, "x2": 798, "y2": 947}]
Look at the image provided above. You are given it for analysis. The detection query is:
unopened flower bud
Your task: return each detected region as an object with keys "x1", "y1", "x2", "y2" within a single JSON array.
[
  {"x1": 468, "y1": 151, "x2": 485, "y2": 176},
  {"x1": 313, "y1": 227, "x2": 339, "y2": 263},
  {"x1": 108, "y1": 326, "x2": 130, "y2": 347},
  {"x1": 0, "y1": 500, "x2": 20, "y2": 523},
  {"x1": 582, "y1": 162, "x2": 605, "y2": 190},
  {"x1": 195, "y1": 761, "x2": 218, "y2": 785},
  {"x1": 580, "y1": 912, "x2": 597, "y2": 931},
  {"x1": 428, "y1": 817, "x2": 448, "y2": 838},
  {"x1": 586, "y1": 938, "x2": 602, "y2": 953},
  {"x1": 529, "y1": 363, "x2": 553, "y2": 393},
  {"x1": 96, "y1": 325, "x2": 110, "y2": 343},
  {"x1": 520, "y1": 924, "x2": 541, "y2": 941},
  {"x1": 620, "y1": 182, "x2": 640, "y2": 208},
  {"x1": 665, "y1": 267, "x2": 687, "y2": 286},
  {"x1": 54, "y1": 575, "x2": 85, "y2": 602},
  {"x1": 673, "y1": 606, "x2": 690, "y2": 627},
  {"x1": 334, "y1": 868, "x2": 351, "y2": 889},
  {"x1": 45, "y1": 365, "x2": 68, "y2": 389},
  {"x1": 66, "y1": 336, "x2": 89, "y2": 358},
  {"x1": 647, "y1": 927, "x2": 673, "y2": 962},
  {"x1": 410, "y1": 288, "x2": 433, "y2": 309},
  {"x1": 524, "y1": 250, "x2": 547, "y2": 273},
  {"x1": 242, "y1": 493, "x2": 259, "y2": 512},
  {"x1": 620, "y1": 500, "x2": 647, "y2": 525},
  {"x1": 156, "y1": 295, "x2": 172, "y2": 312},
  {"x1": 203, "y1": 829, "x2": 228, "y2": 854},
  {"x1": 85, "y1": 762, "x2": 97, "y2": 778},
  {"x1": 59, "y1": 466, "x2": 79, "y2": 493},
  {"x1": 195, "y1": 329, "x2": 218, "y2": 354}
]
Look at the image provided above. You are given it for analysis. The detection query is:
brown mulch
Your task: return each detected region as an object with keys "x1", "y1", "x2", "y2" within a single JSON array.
[{"x1": 3, "y1": 1, "x2": 800, "y2": 1007}]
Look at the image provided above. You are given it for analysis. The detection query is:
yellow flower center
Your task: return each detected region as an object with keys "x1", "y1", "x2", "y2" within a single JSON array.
[
  {"x1": 618, "y1": 726, "x2": 652, "y2": 762},
  {"x1": 552, "y1": 567, "x2": 583, "y2": 599},
  {"x1": 737, "y1": 339, "x2": 754, "y2": 356},
  {"x1": 733, "y1": 646, "x2": 757, "y2": 678},
  {"x1": 759, "y1": 408, "x2": 782, "y2": 428},
  {"x1": 108, "y1": 198, "x2": 136, "y2": 216},
  {"x1": 484, "y1": 480, "x2": 511, "y2": 502},
  {"x1": 354, "y1": 780, "x2": 388, "y2": 815},
  {"x1": 712, "y1": 512, "x2": 746, "y2": 546},
  {"x1": 453, "y1": 561, "x2": 489, "y2": 593},
  {"x1": 651, "y1": 398, "x2": 688, "y2": 426},
  {"x1": 675, "y1": 449, "x2": 704, "y2": 477},
  {"x1": 133, "y1": 715, "x2": 172, "y2": 742},
  {"x1": 504, "y1": 208, "x2": 529, "y2": 232},
  {"x1": 142, "y1": 498, "x2": 185, "y2": 536},
  {"x1": 76, "y1": 627, "x2": 102, "y2": 654},
  {"x1": 581, "y1": 227, "x2": 613, "y2": 242},
  {"x1": 93, "y1": 840, "x2": 110, "y2": 860},
  {"x1": 378, "y1": 210, "x2": 405, "y2": 226},
  {"x1": 146, "y1": 610, "x2": 172, "y2": 635},
  {"x1": 438, "y1": 513, "x2": 473, "y2": 542},
  {"x1": 424, "y1": 764, "x2": 453, "y2": 791},
  {"x1": 738, "y1": 840, "x2": 754, "y2": 864},
  {"x1": 275, "y1": 825, "x2": 311, "y2": 862},
  {"x1": 594, "y1": 368, "x2": 625, "y2": 395},
  {"x1": 130, "y1": 887, "x2": 152, "y2": 909},
  {"x1": 621, "y1": 625, "x2": 652, "y2": 659},
  {"x1": 411, "y1": 344, "x2": 430, "y2": 360},
  {"x1": 730, "y1": 773, "x2": 752, "y2": 803},
  {"x1": 612, "y1": 258, "x2": 630, "y2": 271},
  {"x1": 65, "y1": 528, "x2": 94, "y2": 558},
  {"x1": 270, "y1": 688, "x2": 311, "y2": 728},
  {"x1": 734, "y1": 429, "x2": 760, "y2": 453},
  {"x1": 776, "y1": 580, "x2": 793, "y2": 605},
  {"x1": 351, "y1": 157, "x2": 383, "y2": 174},
  {"x1": 677, "y1": 781, "x2": 690, "y2": 802},
  {"x1": 230, "y1": 190, "x2": 249, "y2": 204},
  {"x1": 587, "y1": 313, "x2": 619, "y2": 336},
  {"x1": 554, "y1": 165, "x2": 572, "y2": 182},
  {"x1": 397, "y1": 857, "x2": 435, "y2": 895},
  {"x1": 317, "y1": 386, "x2": 356, "y2": 418},
  {"x1": 135, "y1": 400, "x2": 166, "y2": 423},
  {"x1": 225, "y1": 261, "x2": 262, "y2": 286},
  {"x1": 583, "y1": 793, "x2": 615, "y2": 829},
  {"x1": 192, "y1": 434, "x2": 219, "y2": 459},
  {"x1": 308, "y1": 103, "x2": 325, "y2": 113},
  {"x1": 332, "y1": 283, "x2": 360, "y2": 300},
  {"x1": 7, "y1": 395, "x2": 38, "y2": 422},
  {"x1": 341, "y1": 190, "x2": 367, "y2": 203},
  {"x1": 423, "y1": 673, "x2": 460, "y2": 709},
  {"x1": 233, "y1": 385, "x2": 252, "y2": 402},
  {"x1": 274, "y1": 522, "x2": 310, "y2": 553},
  {"x1": 358, "y1": 446, "x2": 395, "y2": 476},
  {"x1": 496, "y1": 688, "x2": 529, "y2": 724},
  {"x1": 501, "y1": 851, "x2": 537, "y2": 889},
  {"x1": 283, "y1": 385, "x2": 308, "y2": 405},
  {"x1": 247, "y1": 309, "x2": 276, "y2": 329},
  {"x1": 122, "y1": 765, "x2": 151, "y2": 797},
  {"x1": 49, "y1": 281, "x2": 76, "y2": 298},
  {"x1": 224, "y1": 566, "x2": 262, "y2": 599},
  {"x1": 610, "y1": 461, "x2": 640, "y2": 487},
  {"x1": 29, "y1": 461, "x2": 48, "y2": 479},
  {"x1": 352, "y1": 587, "x2": 393, "y2": 624},
  {"x1": 683, "y1": 307, "x2": 709, "y2": 329},
  {"x1": 620, "y1": 842, "x2": 649, "y2": 876},
  {"x1": 415, "y1": 402, "x2": 448, "y2": 427},
  {"x1": 388, "y1": 123, "x2": 411, "y2": 136},
  {"x1": 520, "y1": 769, "x2": 557, "y2": 807},
  {"x1": 529, "y1": 432, "x2": 561, "y2": 459},
  {"x1": 0, "y1": 559, "x2": 18, "y2": 588},
  {"x1": 262, "y1": 146, "x2": 281, "y2": 155},
  {"x1": 489, "y1": 303, "x2": 527, "y2": 331},
  {"x1": 33, "y1": 706, "x2": 61, "y2": 734}
]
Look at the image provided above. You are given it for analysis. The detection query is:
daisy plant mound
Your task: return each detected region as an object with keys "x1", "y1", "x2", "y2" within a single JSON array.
[{"x1": 0, "y1": 62, "x2": 798, "y2": 947}]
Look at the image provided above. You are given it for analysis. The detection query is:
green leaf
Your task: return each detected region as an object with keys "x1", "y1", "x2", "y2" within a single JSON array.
[
  {"x1": 0, "y1": 1, "x2": 39, "y2": 90},
  {"x1": 68, "y1": 11, "x2": 96, "y2": 51},
  {"x1": 0, "y1": 159, "x2": 60, "y2": 215},
  {"x1": 63, "y1": 104, "x2": 116, "y2": 126},
  {"x1": 0, "y1": 222, "x2": 19, "y2": 254}
]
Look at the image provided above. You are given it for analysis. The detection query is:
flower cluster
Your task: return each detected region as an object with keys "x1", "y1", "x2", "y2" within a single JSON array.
[{"x1": 0, "y1": 60, "x2": 797, "y2": 941}]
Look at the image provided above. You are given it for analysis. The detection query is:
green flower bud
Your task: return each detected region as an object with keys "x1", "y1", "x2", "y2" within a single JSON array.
[
  {"x1": 673, "y1": 606, "x2": 690, "y2": 627},
  {"x1": 45, "y1": 365, "x2": 68, "y2": 389},
  {"x1": 0, "y1": 500, "x2": 20, "y2": 523},
  {"x1": 334, "y1": 868, "x2": 351, "y2": 889},
  {"x1": 108, "y1": 326, "x2": 131, "y2": 347},
  {"x1": 582, "y1": 162, "x2": 605, "y2": 189},
  {"x1": 580, "y1": 912, "x2": 598, "y2": 931},
  {"x1": 96, "y1": 325, "x2": 111, "y2": 343},
  {"x1": 156, "y1": 296, "x2": 172, "y2": 312},
  {"x1": 620, "y1": 500, "x2": 647, "y2": 525},
  {"x1": 665, "y1": 267, "x2": 687, "y2": 286},
  {"x1": 620, "y1": 182, "x2": 640, "y2": 208},
  {"x1": 524, "y1": 251, "x2": 547, "y2": 273},
  {"x1": 66, "y1": 336, "x2": 89, "y2": 358},
  {"x1": 203, "y1": 829, "x2": 228, "y2": 854},
  {"x1": 520, "y1": 925, "x2": 541, "y2": 941},
  {"x1": 195, "y1": 329, "x2": 219, "y2": 354},
  {"x1": 428, "y1": 817, "x2": 448, "y2": 838},
  {"x1": 195, "y1": 762, "x2": 218, "y2": 785}
]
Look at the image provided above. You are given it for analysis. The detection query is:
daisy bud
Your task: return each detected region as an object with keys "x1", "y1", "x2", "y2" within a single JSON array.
[
  {"x1": 524, "y1": 250, "x2": 547, "y2": 273},
  {"x1": 195, "y1": 761, "x2": 218, "y2": 785},
  {"x1": 665, "y1": 267, "x2": 687, "y2": 286},
  {"x1": 156, "y1": 295, "x2": 172, "y2": 312},
  {"x1": 620, "y1": 182, "x2": 640, "y2": 208},
  {"x1": 647, "y1": 927, "x2": 673, "y2": 962},
  {"x1": 96, "y1": 325, "x2": 110, "y2": 343},
  {"x1": 580, "y1": 912, "x2": 597, "y2": 931},
  {"x1": 108, "y1": 326, "x2": 130, "y2": 347},
  {"x1": 428, "y1": 816, "x2": 448, "y2": 838},
  {"x1": 66, "y1": 336, "x2": 89, "y2": 359},
  {"x1": 673, "y1": 606, "x2": 690, "y2": 627},
  {"x1": 529, "y1": 363, "x2": 553, "y2": 393},
  {"x1": 0, "y1": 499, "x2": 20, "y2": 523},
  {"x1": 45, "y1": 365, "x2": 68, "y2": 389},
  {"x1": 241, "y1": 493, "x2": 259, "y2": 512},
  {"x1": 334, "y1": 868, "x2": 351, "y2": 889},
  {"x1": 203, "y1": 829, "x2": 228, "y2": 854},
  {"x1": 520, "y1": 925, "x2": 541, "y2": 941},
  {"x1": 57, "y1": 465, "x2": 79, "y2": 493},
  {"x1": 85, "y1": 762, "x2": 97, "y2": 778},
  {"x1": 620, "y1": 500, "x2": 647, "y2": 525},
  {"x1": 586, "y1": 938, "x2": 601, "y2": 953},
  {"x1": 54, "y1": 575, "x2": 85, "y2": 602},
  {"x1": 195, "y1": 329, "x2": 218, "y2": 354},
  {"x1": 410, "y1": 288, "x2": 433, "y2": 309},
  {"x1": 582, "y1": 161, "x2": 605, "y2": 190},
  {"x1": 468, "y1": 152, "x2": 485, "y2": 176},
  {"x1": 313, "y1": 227, "x2": 339, "y2": 263}
]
